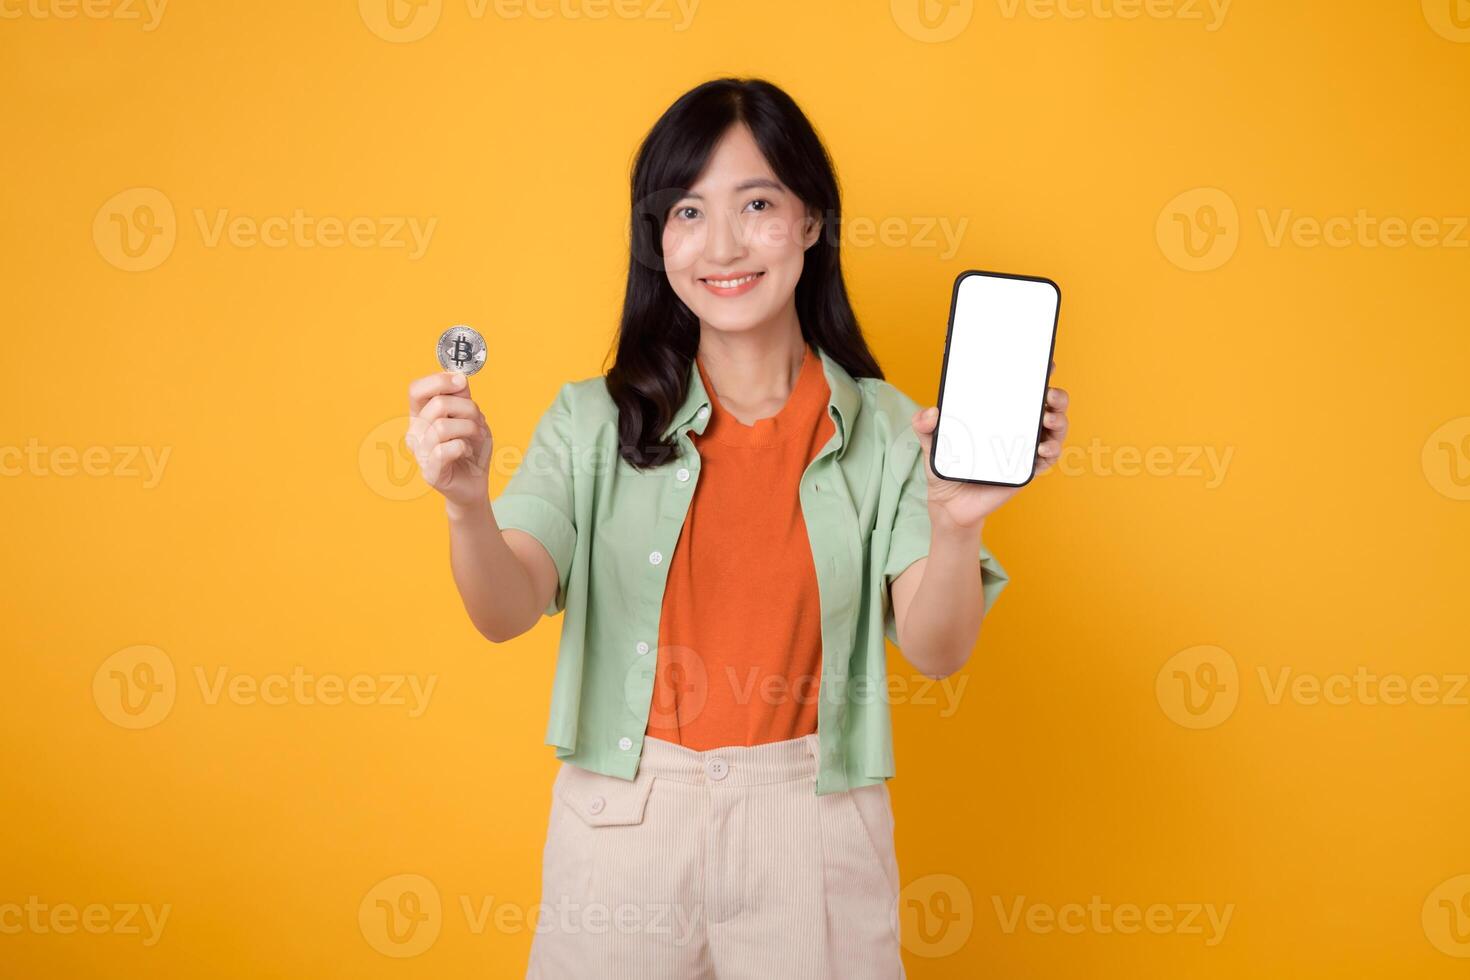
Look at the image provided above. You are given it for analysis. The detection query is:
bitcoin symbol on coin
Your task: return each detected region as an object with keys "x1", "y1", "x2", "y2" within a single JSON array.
[{"x1": 435, "y1": 325, "x2": 487, "y2": 376}]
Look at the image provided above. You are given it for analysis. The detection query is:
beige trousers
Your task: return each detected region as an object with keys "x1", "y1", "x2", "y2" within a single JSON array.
[{"x1": 525, "y1": 732, "x2": 906, "y2": 979}]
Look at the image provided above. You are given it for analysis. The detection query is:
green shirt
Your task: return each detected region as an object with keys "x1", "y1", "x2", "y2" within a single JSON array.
[{"x1": 491, "y1": 344, "x2": 1010, "y2": 794}]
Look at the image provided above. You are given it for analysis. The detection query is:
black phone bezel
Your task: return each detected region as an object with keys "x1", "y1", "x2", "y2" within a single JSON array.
[{"x1": 930, "y1": 268, "x2": 1062, "y2": 488}]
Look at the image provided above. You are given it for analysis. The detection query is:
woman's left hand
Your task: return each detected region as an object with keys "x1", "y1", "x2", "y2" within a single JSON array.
[{"x1": 912, "y1": 382, "x2": 1070, "y2": 529}]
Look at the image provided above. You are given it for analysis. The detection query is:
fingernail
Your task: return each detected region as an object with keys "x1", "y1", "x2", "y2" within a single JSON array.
[{"x1": 451, "y1": 372, "x2": 466, "y2": 387}]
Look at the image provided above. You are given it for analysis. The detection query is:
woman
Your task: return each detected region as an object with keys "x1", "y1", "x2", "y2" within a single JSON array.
[{"x1": 405, "y1": 77, "x2": 1069, "y2": 979}]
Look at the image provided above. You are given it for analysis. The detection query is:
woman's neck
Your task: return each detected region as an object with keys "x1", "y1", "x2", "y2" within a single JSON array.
[{"x1": 695, "y1": 323, "x2": 809, "y2": 427}]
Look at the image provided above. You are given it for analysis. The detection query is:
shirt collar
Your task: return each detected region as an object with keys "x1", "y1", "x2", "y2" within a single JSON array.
[{"x1": 664, "y1": 344, "x2": 862, "y2": 448}]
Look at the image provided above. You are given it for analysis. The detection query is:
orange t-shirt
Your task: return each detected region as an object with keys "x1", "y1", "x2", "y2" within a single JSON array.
[{"x1": 644, "y1": 343, "x2": 835, "y2": 750}]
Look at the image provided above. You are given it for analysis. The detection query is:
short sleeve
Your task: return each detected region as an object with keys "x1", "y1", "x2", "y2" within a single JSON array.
[
  {"x1": 881, "y1": 425, "x2": 1010, "y2": 647},
  {"x1": 491, "y1": 382, "x2": 577, "y2": 617}
]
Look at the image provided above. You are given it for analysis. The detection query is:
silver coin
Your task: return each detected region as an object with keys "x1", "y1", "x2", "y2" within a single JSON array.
[{"x1": 436, "y1": 325, "x2": 487, "y2": 376}]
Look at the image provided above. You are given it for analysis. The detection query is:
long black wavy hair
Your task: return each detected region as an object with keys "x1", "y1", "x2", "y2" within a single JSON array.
[{"x1": 604, "y1": 76, "x2": 884, "y2": 470}]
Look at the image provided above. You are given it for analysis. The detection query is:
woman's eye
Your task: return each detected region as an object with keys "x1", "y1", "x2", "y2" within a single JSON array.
[
  {"x1": 672, "y1": 206, "x2": 700, "y2": 221},
  {"x1": 745, "y1": 199, "x2": 770, "y2": 213}
]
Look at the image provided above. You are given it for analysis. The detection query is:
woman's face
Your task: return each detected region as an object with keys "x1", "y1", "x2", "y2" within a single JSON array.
[{"x1": 661, "y1": 122, "x2": 821, "y2": 335}]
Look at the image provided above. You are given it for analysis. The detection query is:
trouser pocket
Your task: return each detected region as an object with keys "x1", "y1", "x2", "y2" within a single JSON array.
[
  {"x1": 555, "y1": 762, "x2": 657, "y2": 827},
  {"x1": 812, "y1": 779, "x2": 904, "y2": 970},
  {"x1": 544, "y1": 763, "x2": 660, "y2": 916},
  {"x1": 529, "y1": 765, "x2": 706, "y2": 979},
  {"x1": 843, "y1": 781, "x2": 900, "y2": 905}
]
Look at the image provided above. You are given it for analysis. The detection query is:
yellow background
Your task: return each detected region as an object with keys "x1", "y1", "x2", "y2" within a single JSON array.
[{"x1": 3, "y1": 0, "x2": 1468, "y2": 976}]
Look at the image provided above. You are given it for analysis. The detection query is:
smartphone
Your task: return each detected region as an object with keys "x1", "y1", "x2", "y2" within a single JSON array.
[{"x1": 931, "y1": 270, "x2": 1061, "y2": 487}]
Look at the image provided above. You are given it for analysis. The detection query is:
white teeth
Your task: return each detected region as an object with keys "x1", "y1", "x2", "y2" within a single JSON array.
[{"x1": 707, "y1": 273, "x2": 759, "y2": 288}]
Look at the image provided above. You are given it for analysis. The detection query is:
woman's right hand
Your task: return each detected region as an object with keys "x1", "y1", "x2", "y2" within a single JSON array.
[{"x1": 406, "y1": 370, "x2": 493, "y2": 510}]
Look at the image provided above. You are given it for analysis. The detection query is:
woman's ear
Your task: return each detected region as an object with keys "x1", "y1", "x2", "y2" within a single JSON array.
[{"x1": 802, "y1": 208, "x2": 823, "y2": 251}]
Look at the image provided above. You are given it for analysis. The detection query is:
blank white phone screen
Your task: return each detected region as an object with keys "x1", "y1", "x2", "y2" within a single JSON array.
[{"x1": 934, "y1": 273, "x2": 1059, "y2": 485}]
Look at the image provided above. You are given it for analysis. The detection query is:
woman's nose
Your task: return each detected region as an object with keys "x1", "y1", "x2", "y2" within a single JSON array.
[{"x1": 704, "y1": 205, "x2": 748, "y2": 263}]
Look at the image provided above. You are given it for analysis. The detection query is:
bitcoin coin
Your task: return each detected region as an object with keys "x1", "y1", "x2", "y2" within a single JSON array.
[{"x1": 436, "y1": 325, "x2": 487, "y2": 376}]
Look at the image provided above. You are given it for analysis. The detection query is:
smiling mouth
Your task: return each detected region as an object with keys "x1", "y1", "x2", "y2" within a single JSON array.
[{"x1": 701, "y1": 272, "x2": 765, "y2": 288}]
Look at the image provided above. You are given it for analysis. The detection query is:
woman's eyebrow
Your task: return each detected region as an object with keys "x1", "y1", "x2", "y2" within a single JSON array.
[{"x1": 680, "y1": 178, "x2": 785, "y2": 199}]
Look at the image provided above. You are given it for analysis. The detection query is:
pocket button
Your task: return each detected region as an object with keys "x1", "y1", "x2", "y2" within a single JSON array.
[{"x1": 588, "y1": 795, "x2": 606, "y2": 815}]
